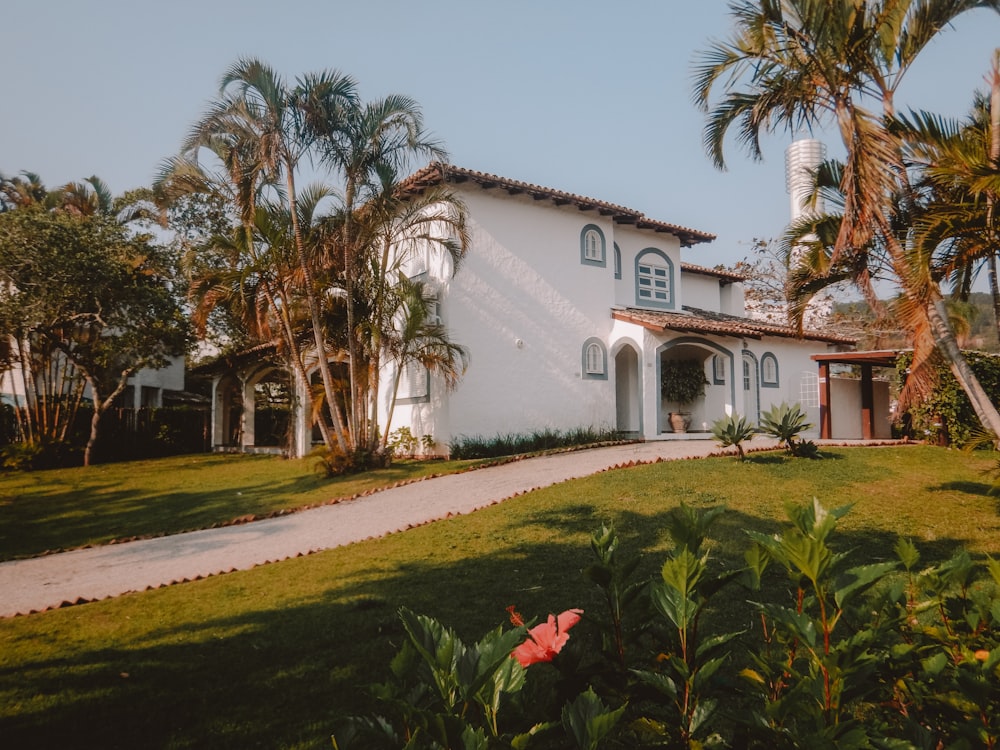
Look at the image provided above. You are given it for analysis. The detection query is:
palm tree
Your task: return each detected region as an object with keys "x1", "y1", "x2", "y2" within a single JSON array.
[
  {"x1": 0, "y1": 172, "x2": 48, "y2": 212},
  {"x1": 381, "y1": 279, "x2": 468, "y2": 451},
  {"x1": 694, "y1": 0, "x2": 1000, "y2": 438},
  {"x1": 893, "y1": 55, "x2": 1000, "y2": 342},
  {"x1": 58, "y1": 176, "x2": 114, "y2": 216},
  {"x1": 174, "y1": 58, "x2": 358, "y2": 453},
  {"x1": 351, "y1": 169, "x2": 468, "y2": 451},
  {"x1": 304, "y1": 93, "x2": 449, "y2": 452}
]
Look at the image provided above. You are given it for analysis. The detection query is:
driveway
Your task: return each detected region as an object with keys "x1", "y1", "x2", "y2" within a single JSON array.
[{"x1": 0, "y1": 437, "x2": 789, "y2": 617}]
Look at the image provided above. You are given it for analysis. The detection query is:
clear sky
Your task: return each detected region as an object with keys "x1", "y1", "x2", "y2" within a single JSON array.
[{"x1": 3, "y1": 0, "x2": 999, "y2": 271}]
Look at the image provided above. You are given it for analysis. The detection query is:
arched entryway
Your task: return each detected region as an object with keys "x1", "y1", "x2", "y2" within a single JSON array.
[
  {"x1": 657, "y1": 338, "x2": 736, "y2": 434},
  {"x1": 214, "y1": 373, "x2": 243, "y2": 448},
  {"x1": 249, "y1": 368, "x2": 292, "y2": 450},
  {"x1": 613, "y1": 342, "x2": 641, "y2": 436}
]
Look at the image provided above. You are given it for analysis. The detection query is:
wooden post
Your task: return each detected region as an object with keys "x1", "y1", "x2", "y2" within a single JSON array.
[
  {"x1": 860, "y1": 364, "x2": 874, "y2": 439},
  {"x1": 818, "y1": 361, "x2": 832, "y2": 439}
]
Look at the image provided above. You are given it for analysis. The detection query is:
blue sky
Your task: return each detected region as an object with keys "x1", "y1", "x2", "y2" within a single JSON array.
[{"x1": 3, "y1": 0, "x2": 999, "y2": 271}]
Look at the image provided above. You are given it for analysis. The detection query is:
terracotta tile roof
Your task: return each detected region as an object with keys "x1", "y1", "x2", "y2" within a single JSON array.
[
  {"x1": 400, "y1": 163, "x2": 716, "y2": 247},
  {"x1": 680, "y1": 263, "x2": 747, "y2": 282},
  {"x1": 612, "y1": 306, "x2": 857, "y2": 345}
]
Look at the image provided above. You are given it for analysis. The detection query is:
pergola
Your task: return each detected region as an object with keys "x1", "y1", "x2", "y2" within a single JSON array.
[{"x1": 811, "y1": 350, "x2": 904, "y2": 439}]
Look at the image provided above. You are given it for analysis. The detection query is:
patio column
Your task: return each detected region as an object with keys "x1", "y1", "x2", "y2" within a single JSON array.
[
  {"x1": 860, "y1": 364, "x2": 874, "y2": 440},
  {"x1": 818, "y1": 361, "x2": 832, "y2": 439}
]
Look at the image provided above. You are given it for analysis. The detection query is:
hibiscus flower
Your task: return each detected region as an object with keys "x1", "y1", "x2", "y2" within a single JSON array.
[{"x1": 511, "y1": 608, "x2": 583, "y2": 667}]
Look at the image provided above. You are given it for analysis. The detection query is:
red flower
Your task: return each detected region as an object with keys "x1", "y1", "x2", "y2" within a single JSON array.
[{"x1": 511, "y1": 609, "x2": 583, "y2": 667}]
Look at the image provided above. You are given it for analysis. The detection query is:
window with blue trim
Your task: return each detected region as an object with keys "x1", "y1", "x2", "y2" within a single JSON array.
[
  {"x1": 761, "y1": 353, "x2": 779, "y2": 387},
  {"x1": 582, "y1": 338, "x2": 608, "y2": 380},
  {"x1": 580, "y1": 225, "x2": 606, "y2": 267},
  {"x1": 712, "y1": 354, "x2": 726, "y2": 384},
  {"x1": 397, "y1": 363, "x2": 430, "y2": 403},
  {"x1": 635, "y1": 248, "x2": 674, "y2": 308},
  {"x1": 613, "y1": 243, "x2": 622, "y2": 279}
]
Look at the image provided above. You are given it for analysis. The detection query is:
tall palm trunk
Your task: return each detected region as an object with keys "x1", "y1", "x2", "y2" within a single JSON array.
[
  {"x1": 366, "y1": 236, "x2": 394, "y2": 452},
  {"x1": 988, "y1": 51, "x2": 1000, "y2": 344},
  {"x1": 284, "y1": 166, "x2": 348, "y2": 453},
  {"x1": 867, "y1": 78, "x2": 1000, "y2": 442},
  {"x1": 342, "y1": 180, "x2": 361, "y2": 450},
  {"x1": 880, "y1": 212, "x2": 1000, "y2": 438}
]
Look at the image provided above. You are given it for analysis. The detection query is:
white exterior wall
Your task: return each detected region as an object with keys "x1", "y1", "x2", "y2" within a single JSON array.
[
  {"x1": 1, "y1": 349, "x2": 185, "y2": 408},
  {"x1": 123, "y1": 356, "x2": 186, "y2": 408},
  {"x1": 385, "y1": 188, "x2": 619, "y2": 450},
  {"x1": 742, "y1": 339, "x2": 827, "y2": 437},
  {"x1": 829, "y1": 376, "x2": 892, "y2": 439},
  {"x1": 678, "y1": 273, "x2": 722, "y2": 312},
  {"x1": 719, "y1": 280, "x2": 745, "y2": 317}
]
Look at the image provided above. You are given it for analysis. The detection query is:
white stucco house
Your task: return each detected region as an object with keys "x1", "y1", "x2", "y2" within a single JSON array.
[
  {"x1": 377, "y1": 164, "x2": 856, "y2": 454},
  {"x1": 0, "y1": 354, "x2": 185, "y2": 409},
  {"x1": 198, "y1": 164, "x2": 862, "y2": 458}
]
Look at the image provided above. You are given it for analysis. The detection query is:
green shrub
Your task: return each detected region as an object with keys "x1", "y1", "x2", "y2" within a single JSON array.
[
  {"x1": 449, "y1": 427, "x2": 623, "y2": 460},
  {"x1": 313, "y1": 445, "x2": 392, "y2": 477},
  {"x1": 897, "y1": 350, "x2": 1000, "y2": 447},
  {"x1": 335, "y1": 501, "x2": 1000, "y2": 747}
]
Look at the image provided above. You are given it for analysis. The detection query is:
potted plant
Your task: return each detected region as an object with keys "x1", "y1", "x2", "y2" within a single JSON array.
[{"x1": 661, "y1": 358, "x2": 708, "y2": 432}]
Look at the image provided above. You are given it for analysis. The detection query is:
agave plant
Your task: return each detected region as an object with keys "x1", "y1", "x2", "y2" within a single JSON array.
[
  {"x1": 710, "y1": 413, "x2": 756, "y2": 461},
  {"x1": 760, "y1": 402, "x2": 815, "y2": 457}
]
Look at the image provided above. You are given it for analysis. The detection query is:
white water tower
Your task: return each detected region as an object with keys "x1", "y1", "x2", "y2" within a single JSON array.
[
  {"x1": 785, "y1": 138, "x2": 826, "y2": 222},
  {"x1": 784, "y1": 138, "x2": 833, "y2": 328}
]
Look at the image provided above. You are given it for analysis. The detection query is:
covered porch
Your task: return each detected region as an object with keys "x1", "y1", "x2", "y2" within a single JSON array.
[{"x1": 811, "y1": 350, "x2": 901, "y2": 440}]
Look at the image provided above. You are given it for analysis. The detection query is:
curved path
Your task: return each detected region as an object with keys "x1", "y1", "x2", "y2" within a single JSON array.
[{"x1": 0, "y1": 437, "x2": 793, "y2": 617}]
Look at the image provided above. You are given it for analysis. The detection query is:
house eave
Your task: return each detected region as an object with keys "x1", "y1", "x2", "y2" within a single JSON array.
[{"x1": 399, "y1": 163, "x2": 716, "y2": 247}]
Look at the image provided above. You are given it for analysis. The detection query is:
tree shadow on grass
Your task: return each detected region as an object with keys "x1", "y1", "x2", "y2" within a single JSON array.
[
  {"x1": 0, "y1": 472, "x2": 345, "y2": 560},
  {"x1": 934, "y1": 480, "x2": 995, "y2": 497},
  {"x1": 1, "y1": 492, "x2": 986, "y2": 750}
]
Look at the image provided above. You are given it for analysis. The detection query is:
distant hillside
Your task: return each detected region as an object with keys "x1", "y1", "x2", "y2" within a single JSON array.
[{"x1": 831, "y1": 293, "x2": 999, "y2": 352}]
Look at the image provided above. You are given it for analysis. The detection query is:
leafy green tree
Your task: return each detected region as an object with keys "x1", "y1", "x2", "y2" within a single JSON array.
[
  {"x1": 0, "y1": 204, "x2": 191, "y2": 465},
  {"x1": 694, "y1": 0, "x2": 1000, "y2": 439}
]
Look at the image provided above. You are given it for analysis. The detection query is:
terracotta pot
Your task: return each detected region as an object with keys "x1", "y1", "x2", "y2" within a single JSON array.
[{"x1": 669, "y1": 412, "x2": 692, "y2": 433}]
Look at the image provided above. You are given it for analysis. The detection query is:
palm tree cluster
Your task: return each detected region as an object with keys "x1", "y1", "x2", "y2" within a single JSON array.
[
  {"x1": 156, "y1": 58, "x2": 468, "y2": 463},
  {"x1": 695, "y1": 0, "x2": 1000, "y2": 439}
]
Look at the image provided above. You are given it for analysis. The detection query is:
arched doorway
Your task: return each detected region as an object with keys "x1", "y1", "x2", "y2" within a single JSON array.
[
  {"x1": 614, "y1": 343, "x2": 641, "y2": 435},
  {"x1": 250, "y1": 369, "x2": 291, "y2": 449}
]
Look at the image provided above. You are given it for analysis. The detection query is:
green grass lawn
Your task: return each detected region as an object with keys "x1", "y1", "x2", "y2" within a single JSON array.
[
  {"x1": 0, "y1": 452, "x2": 486, "y2": 560},
  {"x1": 0, "y1": 446, "x2": 997, "y2": 749}
]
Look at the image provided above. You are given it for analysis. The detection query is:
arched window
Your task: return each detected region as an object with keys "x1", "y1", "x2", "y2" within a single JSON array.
[
  {"x1": 613, "y1": 243, "x2": 622, "y2": 279},
  {"x1": 712, "y1": 354, "x2": 726, "y2": 384},
  {"x1": 761, "y1": 352, "x2": 779, "y2": 387},
  {"x1": 580, "y1": 224, "x2": 606, "y2": 267},
  {"x1": 635, "y1": 248, "x2": 674, "y2": 309},
  {"x1": 581, "y1": 338, "x2": 608, "y2": 380}
]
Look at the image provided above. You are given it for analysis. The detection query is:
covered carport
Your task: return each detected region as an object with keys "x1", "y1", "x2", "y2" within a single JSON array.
[{"x1": 811, "y1": 350, "x2": 903, "y2": 439}]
